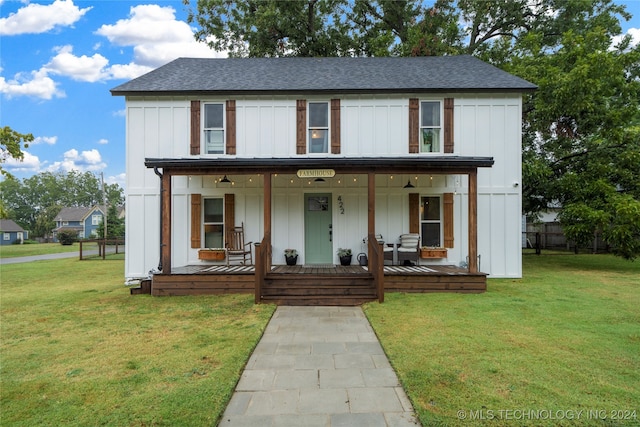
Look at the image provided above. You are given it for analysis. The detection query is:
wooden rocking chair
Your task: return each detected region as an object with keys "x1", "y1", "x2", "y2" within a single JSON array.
[{"x1": 226, "y1": 222, "x2": 253, "y2": 265}]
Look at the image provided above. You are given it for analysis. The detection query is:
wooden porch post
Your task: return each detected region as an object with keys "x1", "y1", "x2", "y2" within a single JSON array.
[
  {"x1": 368, "y1": 173, "x2": 384, "y2": 302},
  {"x1": 255, "y1": 172, "x2": 272, "y2": 303},
  {"x1": 162, "y1": 172, "x2": 172, "y2": 273},
  {"x1": 468, "y1": 170, "x2": 478, "y2": 273},
  {"x1": 264, "y1": 172, "x2": 272, "y2": 271}
]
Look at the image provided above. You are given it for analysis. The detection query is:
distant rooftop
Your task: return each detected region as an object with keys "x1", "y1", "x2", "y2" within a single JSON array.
[{"x1": 111, "y1": 56, "x2": 536, "y2": 96}]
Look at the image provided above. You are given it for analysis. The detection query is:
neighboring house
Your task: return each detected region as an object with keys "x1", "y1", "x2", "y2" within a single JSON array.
[
  {"x1": 0, "y1": 219, "x2": 28, "y2": 245},
  {"x1": 53, "y1": 206, "x2": 105, "y2": 241},
  {"x1": 111, "y1": 56, "x2": 536, "y2": 300}
]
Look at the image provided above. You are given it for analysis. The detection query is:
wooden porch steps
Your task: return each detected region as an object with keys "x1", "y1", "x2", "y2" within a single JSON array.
[{"x1": 261, "y1": 271, "x2": 377, "y2": 306}]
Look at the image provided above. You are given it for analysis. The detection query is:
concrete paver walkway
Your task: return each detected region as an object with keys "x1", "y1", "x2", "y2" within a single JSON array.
[{"x1": 219, "y1": 306, "x2": 419, "y2": 426}]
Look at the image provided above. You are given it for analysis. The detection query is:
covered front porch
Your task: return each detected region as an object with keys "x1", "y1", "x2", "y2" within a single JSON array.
[{"x1": 145, "y1": 156, "x2": 492, "y2": 304}]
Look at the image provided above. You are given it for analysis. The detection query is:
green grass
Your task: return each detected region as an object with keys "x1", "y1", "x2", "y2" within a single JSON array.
[
  {"x1": 364, "y1": 254, "x2": 640, "y2": 426},
  {"x1": 0, "y1": 242, "x2": 83, "y2": 258},
  {"x1": 3, "y1": 253, "x2": 638, "y2": 426},
  {"x1": 0, "y1": 259, "x2": 276, "y2": 426}
]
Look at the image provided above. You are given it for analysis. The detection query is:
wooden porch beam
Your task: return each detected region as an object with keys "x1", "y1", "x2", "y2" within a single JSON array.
[
  {"x1": 468, "y1": 170, "x2": 478, "y2": 273},
  {"x1": 162, "y1": 172, "x2": 172, "y2": 273}
]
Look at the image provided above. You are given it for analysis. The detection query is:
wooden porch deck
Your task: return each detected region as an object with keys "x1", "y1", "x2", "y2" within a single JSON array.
[{"x1": 143, "y1": 264, "x2": 487, "y2": 303}]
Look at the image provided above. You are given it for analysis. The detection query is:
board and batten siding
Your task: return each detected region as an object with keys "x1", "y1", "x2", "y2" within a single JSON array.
[{"x1": 124, "y1": 94, "x2": 522, "y2": 279}]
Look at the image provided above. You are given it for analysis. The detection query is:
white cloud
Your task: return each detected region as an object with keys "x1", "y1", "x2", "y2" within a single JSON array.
[
  {"x1": 32, "y1": 136, "x2": 58, "y2": 145},
  {"x1": 612, "y1": 27, "x2": 640, "y2": 48},
  {"x1": 0, "y1": 68, "x2": 65, "y2": 99},
  {"x1": 1, "y1": 2, "x2": 225, "y2": 99},
  {"x1": 47, "y1": 148, "x2": 106, "y2": 173},
  {"x1": 3, "y1": 151, "x2": 42, "y2": 173},
  {"x1": 107, "y1": 172, "x2": 126, "y2": 189},
  {"x1": 44, "y1": 45, "x2": 110, "y2": 83},
  {"x1": 107, "y1": 62, "x2": 154, "y2": 80},
  {"x1": 97, "y1": 139, "x2": 108, "y2": 145},
  {"x1": 95, "y1": 4, "x2": 224, "y2": 70},
  {"x1": 0, "y1": 0, "x2": 92, "y2": 36}
]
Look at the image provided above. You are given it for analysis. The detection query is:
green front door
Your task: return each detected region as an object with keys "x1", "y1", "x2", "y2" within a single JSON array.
[{"x1": 304, "y1": 193, "x2": 333, "y2": 264}]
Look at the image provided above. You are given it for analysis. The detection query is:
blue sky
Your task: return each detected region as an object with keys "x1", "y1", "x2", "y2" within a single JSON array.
[{"x1": 1, "y1": 0, "x2": 639, "y2": 189}]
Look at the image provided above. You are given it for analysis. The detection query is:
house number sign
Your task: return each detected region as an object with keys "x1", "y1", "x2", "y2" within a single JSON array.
[{"x1": 297, "y1": 169, "x2": 335, "y2": 178}]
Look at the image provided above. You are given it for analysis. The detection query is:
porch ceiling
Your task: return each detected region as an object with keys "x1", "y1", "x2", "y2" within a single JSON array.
[{"x1": 145, "y1": 156, "x2": 494, "y2": 175}]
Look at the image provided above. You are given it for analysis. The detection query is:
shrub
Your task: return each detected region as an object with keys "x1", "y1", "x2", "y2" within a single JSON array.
[{"x1": 57, "y1": 230, "x2": 77, "y2": 245}]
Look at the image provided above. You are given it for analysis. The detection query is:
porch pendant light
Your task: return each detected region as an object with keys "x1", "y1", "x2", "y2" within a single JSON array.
[
  {"x1": 403, "y1": 180, "x2": 415, "y2": 188},
  {"x1": 220, "y1": 175, "x2": 231, "y2": 183}
]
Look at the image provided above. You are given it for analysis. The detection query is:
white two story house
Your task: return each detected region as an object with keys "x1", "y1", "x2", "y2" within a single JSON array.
[{"x1": 111, "y1": 56, "x2": 535, "y2": 303}]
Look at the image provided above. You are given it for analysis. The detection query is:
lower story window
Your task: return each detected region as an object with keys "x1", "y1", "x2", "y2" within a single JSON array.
[
  {"x1": 204, "y1": 198, "x2": 224, "y2": 248},
  {"x1": 420, "y1": 196, "x2": 441, "y2": 247}
]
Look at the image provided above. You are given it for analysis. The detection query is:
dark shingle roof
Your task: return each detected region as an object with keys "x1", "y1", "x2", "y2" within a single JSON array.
[
  {"x1": 0, "y1": 219, "x2": 25, "y2": 232},
  {"x1": 111, "y1": 56, "x2": 536, "y2": 96}
]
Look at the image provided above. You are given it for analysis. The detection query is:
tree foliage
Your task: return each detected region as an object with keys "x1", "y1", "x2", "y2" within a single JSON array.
[
  {"x1": 0, "y1": 126, "x2": 33, "y2": 178},
  {"x1": 0, "y1": 171, "x2": 124, "y2": 238},
  {"x1": 96, "y1": 204, "x2": 125, "y2": 239}
]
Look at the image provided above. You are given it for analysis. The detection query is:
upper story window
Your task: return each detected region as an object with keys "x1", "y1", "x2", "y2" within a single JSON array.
[
  {"x1": 308, "y1": 102, "x2": 329, "y2": 154},
  {"x1": 92, "y1": 214, "x2": 102, "y2": 226},
  {"x1": 420, "y1": 196, "x2": 442, "y2": 247},
  {"x1": 204, "y1": 103, "x2": 225, "y2": 154},
  {"x1": 420, "y1": 101, "x2": 442, "y2": 153}
]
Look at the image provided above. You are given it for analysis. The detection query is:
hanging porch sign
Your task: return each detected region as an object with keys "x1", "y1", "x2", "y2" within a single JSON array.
[{"x1": 297, "y1": 169, "x2": 335, "y2": 178}]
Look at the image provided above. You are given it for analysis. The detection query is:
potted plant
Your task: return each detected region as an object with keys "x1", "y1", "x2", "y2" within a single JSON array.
[
  {"x1": 337, "y1": 248, "x2": 352, "y2": 265},
  {"x1": 198, "y1": 248, "x2": 226, "y2": 261},
  {"x1": 284, "y1": 249, "x2": 298, "y2": 265}
]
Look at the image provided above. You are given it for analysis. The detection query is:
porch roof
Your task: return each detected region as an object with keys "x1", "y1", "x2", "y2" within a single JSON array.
[{"x1": 145, "y1": 156, "x2": 494, "y2": 175}]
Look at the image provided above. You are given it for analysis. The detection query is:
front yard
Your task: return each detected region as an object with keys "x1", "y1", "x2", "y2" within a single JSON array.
[
  {"x1": 0, "y1": 252, "x2": 637, "y2": 426},
  {"x1": 364, "y1": 254, "x2": 639, "y2": 426}
]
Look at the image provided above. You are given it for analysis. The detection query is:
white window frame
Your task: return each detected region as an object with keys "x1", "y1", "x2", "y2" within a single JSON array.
[
  {"x1": 92, "y1": 214, "x2": 102, "y2": 226},
  {"x1": 3, "y1": 233, "x2": 9, "y2": 241},
  {"x1": 308, "y1": 101, "x2": 330, "y2": 154},
  {"x1": 203, "y1": 197, "x2": 224, "y2": 248},
  {"x1": 63, "y1": 221, "x2": 69, "y2": 226},
  {"x1": 420, "y1": 100, "x2": 443, "y2": 153},
  {"x1": 203, "y1": 102, "x2": 226, "y2": 155},
  {"x1": 420, "y1": 195, "x2": 443, "y2": 247}
]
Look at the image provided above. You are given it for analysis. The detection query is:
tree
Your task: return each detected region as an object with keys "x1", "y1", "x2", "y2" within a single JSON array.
[
  {"x1": 506, "y1": 5, "x2": 640, "y2": 259},
  {"x1": 96, "y1": 204, "x2": 125, "y2": 240},
  {"x1": 0, "y1": 171, "x2": 125, "y2": 238},
  {"x1": 0, "y1": 126, "x2": 33, "y2": 178}
]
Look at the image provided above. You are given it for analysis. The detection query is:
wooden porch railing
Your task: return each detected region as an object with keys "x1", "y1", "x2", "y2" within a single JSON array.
[
  {"x1": 368, "y1": 233, "x2": 384, "y2": 303},
  {"x1": 254, "y1": 232, "x2": 272, "y2": 304}
]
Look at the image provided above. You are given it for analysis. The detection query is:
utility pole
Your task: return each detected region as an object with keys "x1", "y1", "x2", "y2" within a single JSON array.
[{"x1": 101, "y1": 172, "x2": 108, "y2": 241}]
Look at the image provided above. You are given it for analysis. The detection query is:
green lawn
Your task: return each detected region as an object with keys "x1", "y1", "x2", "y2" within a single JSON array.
[
  {"x1": 1, "y1": 254, "x2": 638, "y2": 426},
  {"x1": 0, "y1": 258, "x2": 276, "y2": 426},
  {"x1": 364, "y1": 254, "x2": 640, "y2": 426},
  {"x1": 0, "y1": 242, "x2": 83, "y2": 258}
]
